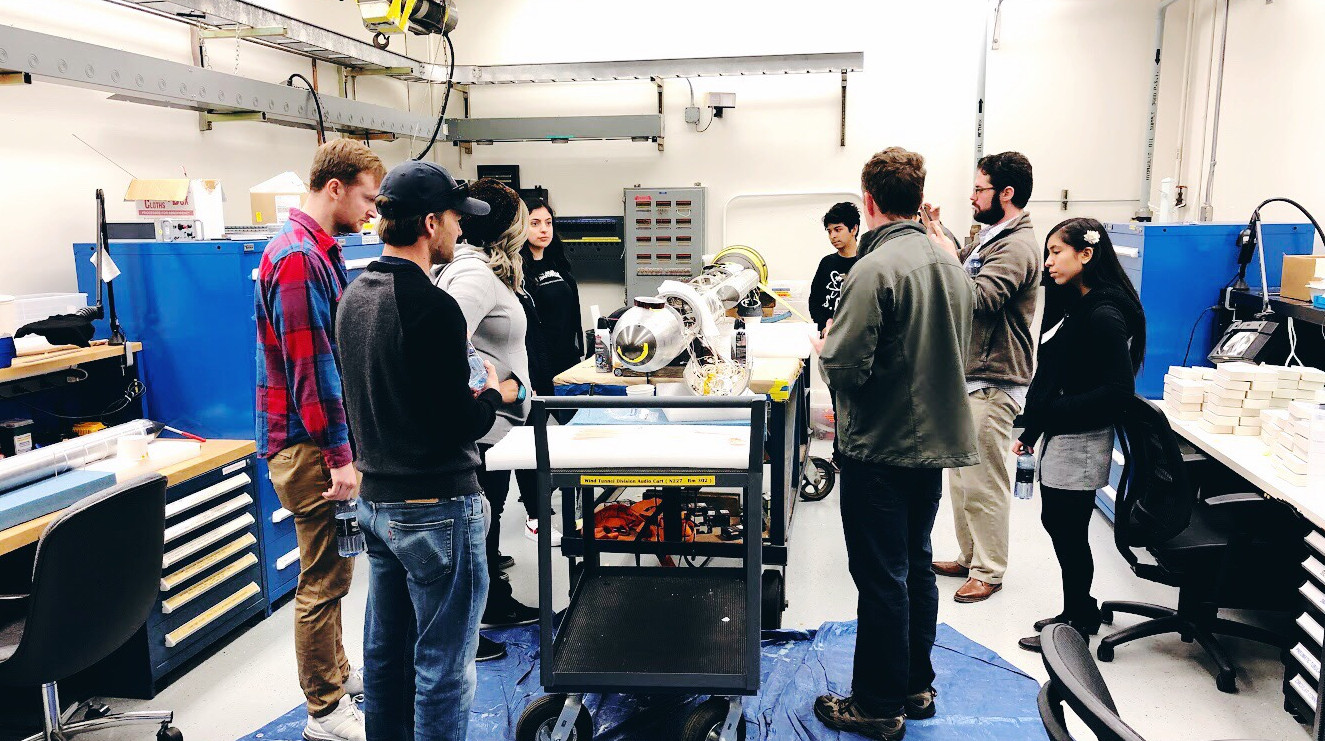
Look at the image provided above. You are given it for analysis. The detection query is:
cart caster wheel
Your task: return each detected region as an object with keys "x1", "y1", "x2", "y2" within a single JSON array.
[
  {"x1": 1099, "y1": 607, "x2": 1113, "y2": 625},
  {"x1": 157, "y1": 726, "x2": 183, "y2": 741},
  {"x1": 516, "y1": 694, "x2": 592, "y2": 741},
  {"x1": 761, "y1": 569, "x2": 785, "y2": 630},
  {"x1": 1216, "y1": 671, "x2": 1237, "y2": 694},
  {"x1": 800, "y1": 457, "x2": 836, "y2": 502},
  {"x1": 82, "y1": 703, "x2": 111, "y2": 721},
  {"x1": 681, "y1": 698, "x2": 746, "y2": 741},
  {"x1": 1096, "y1": 643, "x2": 1114, "y2": 662}
]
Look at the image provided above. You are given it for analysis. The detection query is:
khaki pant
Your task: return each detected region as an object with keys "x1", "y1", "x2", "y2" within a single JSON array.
[
  {"x1": 947, "y1": 387, "x2": 1019, "y2": 584},
  {"x1": 267, "y1": 442, "x2": 354, "y2": 717}
]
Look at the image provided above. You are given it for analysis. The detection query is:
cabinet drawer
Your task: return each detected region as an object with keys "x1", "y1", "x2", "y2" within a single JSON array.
[
  {"x1": 166, "y1": 473, "x2": 253, "y2": 520},
  {"x1": 157, "y1": 559, "x2": 263, "y2": 637},
  {"x1": 148, "y1": 581, "x2": 264, "y2": 668},
  {"x1": 1304, "y1": 557, "x2": 1325, "y2": 590},
  {"x1": 161, "y1": 532, "x2": 258, "y2": 592},
  {"x1": 163, "y1": 513, "x2": 257, "y2": 569},
  {"x1": 168, "y1": 457, "x2": 254, "y2": 503},
  {"x1": 261, "y1": 503, "x2": 297, "y2": 551},
  {"x1": 164, "y1": 495, "x2": 254, "y2": 544},
  {"x1": 150, "y1": 551, "x2": 260, "y2": 627}
]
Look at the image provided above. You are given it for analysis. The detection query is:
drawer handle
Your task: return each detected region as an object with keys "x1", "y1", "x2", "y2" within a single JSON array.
[
  {"x1": 1290, "y1": 674, "x2": 1318, "y2": 709},
  {"x1": 272, "y1": 508, "x2": 293, "y2": 524},
  {"x1": 163, "y1": 514, "x2": 255, "y2": 569},
  {"x1": 164, "y1": 582, "x2": 261, "y2": 648},
  {"x1": 166, "y1": 474, "x2": 252, "y2": 519},
  {"x1": 277, "y1": 548, "x2": 301, "y2": 571},
  {"x1": 1308, "y1": 531, "x2": 1325, "y2": 559},
  {"x1": 162, "y1": 533, "x2": 257, "y2": 592},
  {"x1": 1115, "y1": 247, "x2": 1140, "y2": 258},
  {"x1": 1298, "y1": 613, "x2": 1324, "y2": 646},
  {"x1": 1292, "y1": 643, "x2": 1322, "y2": 682},
  {"x1": 1302, "y1": 581, "x2": 1325, "y2": 614},
  {"x1": 164, "y1": 495, "x2": 253, "y2": 543},
  {"x1": 161, "y1": 553, "x2": 259, "y2": 614}
]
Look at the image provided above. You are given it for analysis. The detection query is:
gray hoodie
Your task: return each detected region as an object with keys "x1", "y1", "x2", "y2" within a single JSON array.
[{"x1": 433, "y1": 244, "x2": 530, "y2": 446}]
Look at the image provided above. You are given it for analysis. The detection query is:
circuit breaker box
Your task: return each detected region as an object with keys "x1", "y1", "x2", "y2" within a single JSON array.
[{"x1": 623, "y1": 187, "x2": 705, "y2": 302}]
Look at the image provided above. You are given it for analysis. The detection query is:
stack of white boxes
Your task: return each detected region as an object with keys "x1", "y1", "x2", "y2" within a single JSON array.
[
  {"x1": 1268, "y1": 400, "x2": 1325, "y2": 488},
  {"x1": 1163, "y1": 366, "x2": 1212, "y2": 421},
  {"x1": 1201, "y1": 363, "x2": 1280, "y2": 436},
  {"x1": 1271, "y1": 366, "x2": 1325, "y2": 406}
]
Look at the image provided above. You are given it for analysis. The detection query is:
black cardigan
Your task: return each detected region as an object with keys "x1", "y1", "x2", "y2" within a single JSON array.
[{"x1": 1019, "y1": 288, "x2": 1143, "y2": 446}]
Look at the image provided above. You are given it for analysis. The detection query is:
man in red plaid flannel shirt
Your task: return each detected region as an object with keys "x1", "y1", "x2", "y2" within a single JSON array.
[{"x1": 256, "y1": 139, "x2": 384, "y2": 741}]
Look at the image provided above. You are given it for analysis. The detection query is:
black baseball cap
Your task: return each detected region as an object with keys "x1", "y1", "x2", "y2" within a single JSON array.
[{"x1": 376, "y1": 161, "x2": 490, "y2": 219}]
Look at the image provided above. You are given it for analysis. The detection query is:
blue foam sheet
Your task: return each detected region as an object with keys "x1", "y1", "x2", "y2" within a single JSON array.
[
  {"x1": 238, "y1": 621, "x2": 1046, "y2": 740},
  {"x1": 0, "y1": 469, "x2": 118, "y2": 532}
]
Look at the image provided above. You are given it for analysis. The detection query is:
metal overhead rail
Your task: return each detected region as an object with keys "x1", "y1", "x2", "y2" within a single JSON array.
[
  {"x1": 453, "y1": 52, "x2": 864, "y2": 85},
  {"x1": 105, "y1": 0, "x2": 447, "y2": 82},
  {"x1": 446, "y1": 115, "x2": 663, "y2": 144},
  {"x1": 0, "y1": 24, "x2": 438, "y2": 140}
]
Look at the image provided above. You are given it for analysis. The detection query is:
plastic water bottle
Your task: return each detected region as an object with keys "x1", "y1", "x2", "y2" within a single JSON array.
[
  {"x1": 732, "y1": 318, "x2": 748, "y2": 367},
  {"x1": 1014, "y1": 453, "x2": 1036, "y2": 500},
  {"x1": 336, "y1": 500, "x2": 365, "y2": 557},
  {"x1": 594, "y1": 318, "x2": 612, "y2": 373},
  {"x1": 466, "y1": 341, "x2": 487, "y2": 392}
]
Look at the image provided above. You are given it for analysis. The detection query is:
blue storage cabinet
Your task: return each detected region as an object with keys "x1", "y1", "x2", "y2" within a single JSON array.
[
  {"x1": 1107, "y1": 222, "x2": 1315, "y2": 400},
  {"x1": 73, "y1": 236, "x2": 382, "y2": 604}
]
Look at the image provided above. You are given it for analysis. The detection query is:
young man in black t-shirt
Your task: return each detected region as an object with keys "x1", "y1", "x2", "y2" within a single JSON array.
[{"x1": 809, "y1": 202, "x2": 862, "y2": 334}]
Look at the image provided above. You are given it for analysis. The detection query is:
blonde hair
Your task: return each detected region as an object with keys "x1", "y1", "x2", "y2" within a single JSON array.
[{"x1": 485, "y1": 198, "x2": 529, "y2": 293}]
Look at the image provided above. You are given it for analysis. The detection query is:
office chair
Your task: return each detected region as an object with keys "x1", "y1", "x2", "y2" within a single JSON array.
[
  {"x1": 1038, "y1": 623, "x2": 1268, "y2": 741},
  {"x1": 1098, "y1": 395, "x2": 1305, "y2": 693},
  {"x1": 0, "y1": 474, "x2": 182, "y2": 741}
]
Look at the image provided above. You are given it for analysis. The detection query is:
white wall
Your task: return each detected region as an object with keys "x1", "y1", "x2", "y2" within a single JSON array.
[
  {"x1": 0, "y1": 0, "x2": 462, "y2": 296},
  {"x1": 3, "y1": 0, "x2": 1323, "y2": 301}
]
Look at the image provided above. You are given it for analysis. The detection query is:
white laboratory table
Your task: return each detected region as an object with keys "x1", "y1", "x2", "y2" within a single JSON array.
[{"x1": 1160, "y1": 405, "x2": 1325, "y2": 529}]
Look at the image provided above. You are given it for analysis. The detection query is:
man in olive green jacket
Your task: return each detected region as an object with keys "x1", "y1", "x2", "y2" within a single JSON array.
[{"x1": 812, "y1": 148, "x2": 977, "y2": 741}]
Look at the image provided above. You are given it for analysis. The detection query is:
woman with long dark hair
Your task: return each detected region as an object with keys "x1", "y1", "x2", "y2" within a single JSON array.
[
  {"x1": 1014, "y1": 217, "x2": 1147, "y2": 653},
  {"x1": 512, "y1": 199, "x2": 584, "y2": 545}
]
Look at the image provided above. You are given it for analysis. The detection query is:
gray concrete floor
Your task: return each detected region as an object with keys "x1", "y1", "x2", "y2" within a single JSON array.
[{"x1": 94, "y1": 441, "x2": 1306, "y2": 740}]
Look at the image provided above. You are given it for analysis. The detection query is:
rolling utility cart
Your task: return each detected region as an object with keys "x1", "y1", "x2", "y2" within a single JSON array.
[
  {"x1": 513, "y1": 395, "x2": 767, "y2": 741},
  {"x1": 550, "y1": 355, "x2": 834, "y2": 630}
]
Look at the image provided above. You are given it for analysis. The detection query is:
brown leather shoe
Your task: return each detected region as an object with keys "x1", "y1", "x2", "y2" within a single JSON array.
[
  {"x1": 931, "y1": 561, "x2": 969, "y2": 578},
  {"x1": 953, "y1": 577, "x2": 1002, "y2": 603}
]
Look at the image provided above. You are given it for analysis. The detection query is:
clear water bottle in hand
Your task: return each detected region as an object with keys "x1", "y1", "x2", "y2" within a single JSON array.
[
  {"x1": 466, "y1": 341, "x2": 487, "y2": 392},
  {"x1": 1014, "y1": 453, "x2": 1036, "y2": 500},
  {"x1": 336, "y1": 499, "x2": 365, "y2": 557}
]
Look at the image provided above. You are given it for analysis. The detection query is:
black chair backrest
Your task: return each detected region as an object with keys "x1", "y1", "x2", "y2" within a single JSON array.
[
  {"x1": 0, "y1": 474, "x2": 166, "y2": 686},
  {"x1": 1040, "y1": 623, "x2": 1148, "y2": 741},
  {"x1": 1112, "y1": 396, "x2": 1195, "y2": 560}
]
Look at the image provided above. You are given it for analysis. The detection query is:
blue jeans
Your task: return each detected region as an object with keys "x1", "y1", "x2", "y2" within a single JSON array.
[
  {"x1": 358, "y1": 495, "x2": 489, "y2": 741},
  {"x1": 837, "y1": 458, "x2": 943, "y2": 717}
]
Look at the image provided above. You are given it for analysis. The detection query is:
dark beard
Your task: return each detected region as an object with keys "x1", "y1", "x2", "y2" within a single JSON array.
[{"x1": 974, "y1": 201, "x2": 1005, "y2": 226}]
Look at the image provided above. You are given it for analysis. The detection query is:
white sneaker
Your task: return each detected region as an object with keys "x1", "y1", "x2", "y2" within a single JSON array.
[
  {"x1": 304, "y1": 694, "x2": 365, "y2": 741},
  {"x1": 342, "y1": 666, "x2": 364, "y2": 698},
  {"x1": 525, "y1": 517, "x2": 562, "y2": 546}
]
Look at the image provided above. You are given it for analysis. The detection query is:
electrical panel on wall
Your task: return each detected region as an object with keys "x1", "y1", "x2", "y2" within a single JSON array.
[{"x1": 623, "y1": 187, "x2": 705, "y2": 302}]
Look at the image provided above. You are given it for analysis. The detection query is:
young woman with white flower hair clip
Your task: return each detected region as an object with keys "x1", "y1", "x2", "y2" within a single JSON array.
[{"x1": 1012, "y1": 216, "x2": 1147, "y2": 653}]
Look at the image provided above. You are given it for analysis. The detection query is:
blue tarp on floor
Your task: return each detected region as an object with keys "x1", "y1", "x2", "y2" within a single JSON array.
[{"x1": 239, "y1": 621, "x2": 1047, "y2": 740}]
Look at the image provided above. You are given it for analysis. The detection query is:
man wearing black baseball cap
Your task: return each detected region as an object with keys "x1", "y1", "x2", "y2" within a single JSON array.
[{"x1": 336, "y1": 160, "x2": 500, "y2": 741}]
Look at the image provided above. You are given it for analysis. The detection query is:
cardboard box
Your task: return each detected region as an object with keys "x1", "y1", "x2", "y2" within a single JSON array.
[
  {"x1": 250, "y1": 172, "x2": 308, "y2": 226},
  {"x1": 124, "y1": 179, "x2": 225, "y2": 240},
  {"x1": 1281, "y1": 255, "x2": 1325, "y2": 302}
]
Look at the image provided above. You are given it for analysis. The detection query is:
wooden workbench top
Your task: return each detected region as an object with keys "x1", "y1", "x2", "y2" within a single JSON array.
[
  {"x1": 0, "y1": 342, "x2": 143, "y2": 385},
  {"x1": 0, "y1": 438, "x2": 256, "y2": 558}
]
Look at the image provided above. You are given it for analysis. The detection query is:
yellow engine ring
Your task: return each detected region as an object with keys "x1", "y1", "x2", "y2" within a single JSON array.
[{"x1": 713, "y1": 245, "x2": 768, "y2": 285}]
